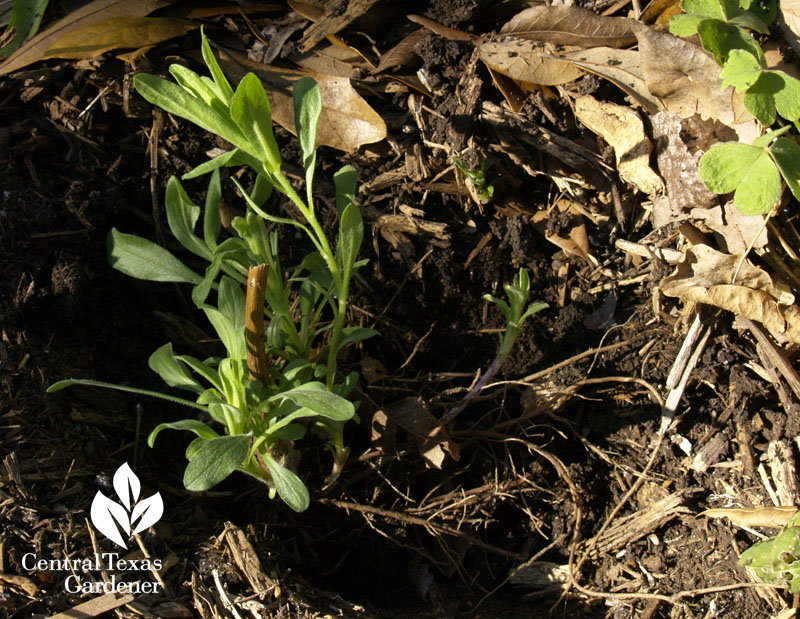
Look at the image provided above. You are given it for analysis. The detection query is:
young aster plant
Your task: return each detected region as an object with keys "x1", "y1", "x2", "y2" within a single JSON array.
[
  {"x1": 48, "y1": 30, "x2": 374, "y2": 511},
  {"x1": 740, "y1": 510, "x2": 800, "y2": 593}
]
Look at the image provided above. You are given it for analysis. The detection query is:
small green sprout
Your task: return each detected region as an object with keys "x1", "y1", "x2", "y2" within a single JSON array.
[
  {"x1": 48, "y1": 29, "x2": 374, "y2": 511},
  {"x1": 454, "y1": 155, "x2": 495, "y2": 204},
  {"x1": 740, "y1": 510, "x2": 800, "y2": 593},
  {"x1": 440, "y1": 269, "x2": 546, "y2": 425}
]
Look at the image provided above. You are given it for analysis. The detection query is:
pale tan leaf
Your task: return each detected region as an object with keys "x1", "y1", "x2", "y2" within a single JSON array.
[
  {"x1": 700, "y1": 506, "x2": 797, "y2": 529},
  {"x1": 0, "y1": 0, "x2": 175, "y2": 75},
  {"x1": 691, "y1": 201, "x2": 769, "y2": 254},
  {"x1": 661, "y1": 244, "x2": 800, "y2": 343},
  {"x1": 635, "y1": 25, "x2": 735, "y2": 126},
  {"x1": 501, "y1": 5, "x2": 637, "y2": 48},
  {"x1": 574, "y1": 95, "x2": 664, "y2": 196},
  {"x1": 42, "y1": 17, "x2": 196, "y2": 60},
  {"x1": 217, "y1": 48, "x2": 386, "y2": 152},
  {"x1": 479, "y1": 39, "x2": 584, "y2": 87},
  {"x1": 778, "y1": 0, "x2": 800, "y2": 57},
  {"x1": 291, "y1": 43, "x2": 365, "y2": 78},
  {"x1": 556, "y1": 47, "x2": 660, "y2": 113}
]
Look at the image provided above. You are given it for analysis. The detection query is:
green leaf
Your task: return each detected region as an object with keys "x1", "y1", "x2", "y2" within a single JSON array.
[
  {"x1": 696, "y1": 19, "x2": 762, "y2": 65},
  {"x1": 267, "y1": 423, "x2": 306, "y2": 441},
  {"x1": 772, "y1": 72, "x2": 800, "y2": 122},
  {"x1": 147, "y1": 419, "x2": 219, "y2": 448},
  {"x1": 204, "y1": 168, "x2": 222, "y2": 250},
  {"x1": 698, "y1": 141, "x2": 764, "y2": 193},
  {"x1": 293, "y1": 77, "x2": 321, "y2": 199},
  {"x1": 186, "y1": 437, "x2": 208, "y2": 460},
  {"x1": 191, "y1": 256, "x2": 222, "y2": 308},
  {"x1": 230, "y1": 73, "x2": 281, "y2": 171},
  {"x1": 268, "y1": 383, "x2": 355, "y2": 421},
  {"x1": 203, "y1": 306, "x2": 245, "y2": 361},
  {"x1": 733, "y1": 149, "x2": 782, "y2": 214},
  {"x1": 46, "y1": 378, "x2": 208, "y2": 411},
  {"x1": 107, "y1": 228, "x2": 202, "y2": 284},
  {"x1": 168, "y1": 65, "x2": 228, "y2": 117},
  {"x1": 334, "y1": 165, "x2": 357, "y2": 216},
  {"x1": 720, "y1": 48, "x2": 763, "y2": 91},
  {"x1": 263, "y1": 453, "x2": 310, "y2": 512},
  {"x1": 183, "y1": 434, "x2": 251, "y2": 491},
  {"x1": 669, "y1": 13, "x2": 706, "y2": 36},
  {"x1": 752, "y1": 125, "x2": 793, "y2": 148},
  {"x1": 728, "y1": 10, "x2": 769, "y2": 33},
  {"x1": 251, "y1": 173, "x2": 274, "y2": 207},
  {"x1": 339, "y1": 326, "x2": 379, "y2": 346},
  {"x1": 2, "y1": 0, "x2": 49, "y2": 58},
  {"x1": 739, "y1": 0, "x2": 777, "y2": 25},
  {"x1": 201, "y1": 26, "x2": 234, "y2": 104},
  {"x1": 338, "y1": 202, "x2": 363, "y2": 279},
  {"x1": 744, "y1": 81, "x2": 777, "y2": 126},
  {"x1": 134, "y1": 73, "x2": 248, "y2": 150},
  {"x1": 149, "y1": 343, "x2": 204, "y2": 393},
  {"x1": 681, "y1": 0, "x2": 726, "y2": 19},
  {"x1": 183, "y1": 149, "x2": 245, "y2": 180},
  {"x1": 770, "y1": 138, "x2": 800, "y2": 200},
  {"x1": 165, "y1": 176, "x2": 211, "y2": 259},
  {"x1": 177, "y1": 355, "x2": 223, "y2": 392},
  {"x1": 218, "y1": 276, "x2": 246, "y2": 331}
]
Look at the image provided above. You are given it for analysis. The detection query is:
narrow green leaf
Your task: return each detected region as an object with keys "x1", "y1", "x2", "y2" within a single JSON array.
[
  {"x1": 46, "y1": 378, "x2": 208, "y2": 411},
  {"x1": 183, "y1": 434, "x2": 250, "y2": 491},
  {"x1": 165, "y1": 176, "x2": 211, "y2": 259},
  {"x1": 293, "y1": 77, "x2": 321, "y2": 199},
  {"x1": 147, "y1": 419, "x2": 219, "y2": 448},
  {"x1": 218, "y1": 276, "x2": 246, "y2": 331},
  {"x1": 250, "y1": 173, "x2": 274, "y2": 207},
  {"x1": 204, "y1": 168, "x2": 222, "y2": 250},
  {"x1": 168, "y1": 64, "x2": 228, "y2": 116},
  {"x1": 338, "y1": 202, "x2": 363, "y2": 279},
  {"x1": 770, "y1": 138, "x2": 800, "y2": 201},
  {"x1": 334, "y1": 165, "x2": 357, "y2": 217},
  {"x1": 230, "y1": 73, "x2": 281, "y2": 171},
  {"x1": 107, "y1": 228, "x2": 202, "y2": 284},
  {"x1": 2, "y1": 0, "x2": 49, "y2": 58},
  {"x1": 134, "y1": 73, "x2": 248, "y2": 151},
  {"x1": 149, "y1": 343, "x2": 204, "y2": 393},
  {"x1": 698, "y1": 142, "x2": 764, "y2": 193},
  {"x1": 263, "y1": 453, "x2": 310, "y2": 512},
  {"x1": 339, "y1": 326, "x2": 379, "y2": 346},
  {"x1": 177, "y1": 355, "x2": 223, "y2": 391},
  {"x1": 191, "y1": 256, "x2": 222, "y2": 308},
  {"x1": 203, "y1": 306, "x2": 245, "y2": 361},
  {"x1": 268, "y1": 383, "x2": 355, "y2": 421},
  {"x1": 733, "y1": 150, "x2": 782, "y2": 214},
  {"x1": 183, "y1": 149, "x2": 245, "y2": 180},
  {"x1": 201, "y1": 26, "x2": 234, "y2": 104}
]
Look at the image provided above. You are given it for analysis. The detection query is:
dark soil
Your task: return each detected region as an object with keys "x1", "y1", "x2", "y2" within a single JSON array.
[{"x1": 0, "y1": 1, "x2": 796, "y2": 618}]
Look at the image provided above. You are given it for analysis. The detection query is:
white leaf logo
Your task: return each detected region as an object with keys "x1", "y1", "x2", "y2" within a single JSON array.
[{"x1": 90, "y1": 463, "x2": 163, "y2": 548}]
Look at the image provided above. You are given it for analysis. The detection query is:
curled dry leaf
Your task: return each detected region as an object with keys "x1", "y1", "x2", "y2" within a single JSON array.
[
  {"x1": 479, "y1": 38, "x2": 584, "y2": 87},
  {"x1": 501, "y1": 5, "x2": 638, "y2": 48},
  {"x1": 371, "y1": 397, "x2": 459, "y2": 468},
  {"x1": 557, "y1": 47, "x2": 660, "y2": 113},
  {"x1": 700, "y1": 506, "x2": 797, "y2": 529},
  {"x1": 375, "y1": 28, "x2": 427, "y2": 73},
  {"x1": 42, "y1": 17, "x2": 196, "y2": 60},
  {"x1": 635, "y1": 25, "x2": 735, "y2": 127},
  {"x1": 690, "y1": 201, "x2": 769, "y2": 254},
  {"x1": 531, "y1": 199, "x2": 597, "y2": 265},
  {"x1": 661, "y1": 244, "x2": 800, "y2": 343},
  {"x1": 216, "y1": 49, "x2": 386, "y2": 152},
  {"x1": 0, "y1": 0, "x2": 174, "y2": 75},
  {"x1": 778, "y1": 0, "x2": 800, "y2": 57},
  {"x1": 574, "y1": 95, "x2": 664, "y2": 196}
]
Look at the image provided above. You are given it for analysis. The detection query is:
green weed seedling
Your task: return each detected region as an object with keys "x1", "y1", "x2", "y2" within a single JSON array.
[
  {"x1": 670, "y1": 0, "x2": 800, "y2": 215},
  {"x1": 48, "y1": 29, "x2": 375, "y2": 512},
  {"x1": 740, "y1": 510, "x2": 800, "y2": 593},
  {"x1": 454, "y1": 155, "x2": 496, "y2": 204}
]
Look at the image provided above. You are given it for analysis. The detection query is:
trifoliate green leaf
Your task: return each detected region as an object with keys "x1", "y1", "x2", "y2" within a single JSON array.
[
  {"x1": 698, "y1": 142, "x2": 764, "y2": 193},
  {"x1": 720, "y1": 48, "x2": 763, "y2": 91}
]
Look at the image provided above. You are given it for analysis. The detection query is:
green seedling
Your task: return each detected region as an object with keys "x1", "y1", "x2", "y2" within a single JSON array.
[
  {"x1": 1, "y1": 0, "x2": 49, "y2": 58},
  {"x1": 454, "y1": 155, "x2": 495, "y2": 204},
  {"x1": 740, "y1": 510, "x2": 800, "y2": 593},
  {"x1": 670, "y1": 0, "x2": 800, "y2": 216},
  {"x1": 48, "y1": 29, "x2": 374, "y2": 511},
  {"x1": 440, "y1": 269, "x2": 547, "y2": 425}
]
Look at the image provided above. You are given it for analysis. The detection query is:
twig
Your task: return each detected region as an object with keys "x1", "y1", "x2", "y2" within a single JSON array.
[{"x1": 245, "y1": 265, "x2": 271, "y2": 385}]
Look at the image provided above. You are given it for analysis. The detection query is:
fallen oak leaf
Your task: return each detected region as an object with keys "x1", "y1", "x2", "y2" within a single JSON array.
[
  {"x1": 479, "y1": 38, "x2": 584, "y2": 87},
  {"x1": 660, "y1": 244, "x2": 800, "y2": 343}
]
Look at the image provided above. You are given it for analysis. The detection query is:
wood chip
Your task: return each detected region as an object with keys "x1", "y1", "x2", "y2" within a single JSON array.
[{"x1": 49, "y1": 591, "x2": 135, "y2": 618}]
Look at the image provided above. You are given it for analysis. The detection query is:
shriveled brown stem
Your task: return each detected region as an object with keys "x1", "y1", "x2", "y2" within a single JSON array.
[{"x1": 245, "y1": 265, "x2": 270, "y2": 384}]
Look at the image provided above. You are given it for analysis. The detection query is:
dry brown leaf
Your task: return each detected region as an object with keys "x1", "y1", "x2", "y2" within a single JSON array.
[
  {"x1": 375, "y1": 28, "x2": 427, "y2": 73},
  {"x1": 650, "y1": 111, "x2": 717, "y2": 227},
  {"x1": 635, "y1": 25, "x2": 735, "y2": 126},
  {"x1": 778, "y1": 0, "x2": 800, "y2": 57},
  {"x1": 641, "y1": 0, "x2": 682, "y2": 24},
  {"x1": 298, "y1": 0, "x2": 380, "y2": 52},
  {"x1": 216, "y1": 49, "x2": 386, "y2": 152},
  {"x1": 661, "y1": 244, "x2": 800, "y2": 343},
  {"x1": 501, "y1": 5, "x2": 637, "y2": 48},
  {"x1": 690, "y1": 201, "x2": 769, "y2": 254},
  {"x1": 531, "y1": 200, "x2": 597, "y2": 265},
  {"x1": 556, "y1": 47, "x2": 660, "y2": 113},
  {"x1": 700, "y1": 506, "x2": 797, "y2": 529},
  {"x1": 291, "y1": 43, "x2": 365, "y2": 78},
  {"x1": 0, "y1": 0, "x2": 174, "y2": 75},
  {"x1": 574, "y1": 95, "x2": 663, "y2": 196},
  {"x1": 42, "y1": 17, "x2": 196, "y2": 60},
  {"x1": 371, "y1": 397, "x2": 459, "y2": 468},
  {"x1": 406, "y1": 14, "x2": 478, "y2": 42},
  {"x1": 479, "y1": 39, "x2": 584, "y2": 87}
]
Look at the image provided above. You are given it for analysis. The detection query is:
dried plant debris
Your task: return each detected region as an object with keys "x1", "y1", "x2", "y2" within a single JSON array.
[{"x1": 661, "y1": 244, "x2": 800, "y2": 343}]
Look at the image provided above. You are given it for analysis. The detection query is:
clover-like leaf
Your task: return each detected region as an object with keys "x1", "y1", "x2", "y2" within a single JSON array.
[
  {"x1": 732, "y1": 149, "x2": 782, "y2": 214},
  {"x1": 720, "y1": 48, "x2": 763, "y2": 91},
  {"x1": 770, "y1": 138, "x2": 800, "y2": 200}
]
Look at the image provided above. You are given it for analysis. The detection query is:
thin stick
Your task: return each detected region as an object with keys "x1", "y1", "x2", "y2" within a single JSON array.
[{"x1": 246, "y1": 265, "x2": 270, "y2": 384}]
